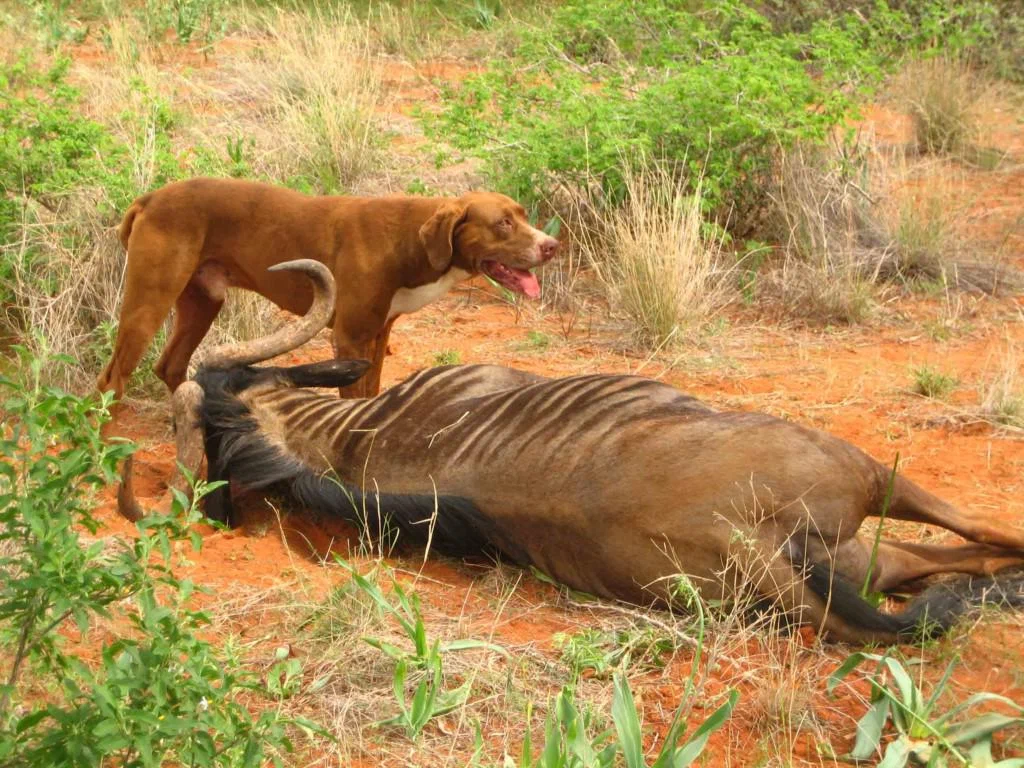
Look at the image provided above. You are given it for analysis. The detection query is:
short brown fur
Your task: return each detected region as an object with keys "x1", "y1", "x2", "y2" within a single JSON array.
[{"x1": 97, "y1": 177, "x2": 558, "y2": 407}]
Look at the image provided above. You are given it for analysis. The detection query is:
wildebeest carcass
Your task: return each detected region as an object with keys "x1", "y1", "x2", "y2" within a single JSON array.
[{"x1": 119, "y1": 259, "x2": 1024, "y2": 644}]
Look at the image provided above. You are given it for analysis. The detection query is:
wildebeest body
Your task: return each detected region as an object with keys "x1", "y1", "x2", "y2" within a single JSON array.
[{"x1": 121, "y1": 260, "x2": 1024, "y2": 644}]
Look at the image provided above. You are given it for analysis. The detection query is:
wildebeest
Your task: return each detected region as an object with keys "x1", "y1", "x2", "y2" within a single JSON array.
[{"x1": 119, "y1": 259, "x2": 1024, "y2": 644}]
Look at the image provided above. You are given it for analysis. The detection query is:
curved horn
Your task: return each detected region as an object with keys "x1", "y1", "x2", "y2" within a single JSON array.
[
  {"x1": 117, "y1": 380, "x2": 206, "y2": 522},
  {"x1": 203, "y1": 259, "x2": 336, "y2": 369}
]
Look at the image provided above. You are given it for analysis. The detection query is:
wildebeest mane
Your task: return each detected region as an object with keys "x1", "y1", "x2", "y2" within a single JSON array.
[{"x1": 195, "y1": 363, "x2": 516, "y2": 560}]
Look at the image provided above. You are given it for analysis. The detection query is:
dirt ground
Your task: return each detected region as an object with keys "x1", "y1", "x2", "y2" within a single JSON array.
[{"x1": 69, "y1": 34, "x2": 1024, "y2": 768}]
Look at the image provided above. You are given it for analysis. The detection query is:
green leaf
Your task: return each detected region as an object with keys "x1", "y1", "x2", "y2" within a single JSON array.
[
  {"x1": 849, "y1": 696, "x2": 891, "y2": 760},
  {"x1": 877, "y1": 737, "x2": 913, "y2": 768},
  {"x1": 611, "y1": 673, "x2": 645, "y2": 768},
  {"x1": 828, "y1": 651, "x2": 880, "y2": 695},
  {"x1": 942, "y1": 713, "x2": 1024, "y2": 746},
  {"x1": 440, "y1": 638, "x2": 509, "y2": 657},
  {"x1": 668, "y1": 689, "x2": 739, "y2": 768}
]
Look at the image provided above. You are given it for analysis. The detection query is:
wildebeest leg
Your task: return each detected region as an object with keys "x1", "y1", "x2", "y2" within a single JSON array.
[
  {"x1": 837, "y1": 537, "x2": 1024, "y2": 594},
  {"x1": 888, "y1": 476, "x2": 1024, "y2": 550}
]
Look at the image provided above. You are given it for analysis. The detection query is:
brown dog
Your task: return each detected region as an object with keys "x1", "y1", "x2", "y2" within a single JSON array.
[{"x1": 97, "y1": 177, "x2": 559, "y2": 403}]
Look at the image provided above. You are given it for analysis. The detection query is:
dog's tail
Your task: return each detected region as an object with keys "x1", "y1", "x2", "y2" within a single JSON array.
[
  {"x1": 793, "y1": 543, "x2": 1024, "y2": 641},
  {"x1": 118, "y1": 194, "x2": 151, "y2": 249}
]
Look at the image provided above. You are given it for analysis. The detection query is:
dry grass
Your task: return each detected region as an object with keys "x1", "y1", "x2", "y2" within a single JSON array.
[
  {"x1": 765, "y1": 132, "x2": 1019, "y2": 324},
  {"x1": 893, "y1": 56, "x2": 987, "y2": 157},
  {"x1": 225, "y1": 6, "x2": 386, "y2": 192},
  {"x1": 978, "y1": 339, "x2": 1024, "y2": 430},
  {"x1": 2, "y1": 189, "x2": 135, "y2": 393},
  {"x1": 0, "y1": 187, "x2": 278, "y2": 395},
  {"x1": 578, "y1": 161, "x2": 734, "y2": 347},
  {"x1": 763, "y1": 140, "x2": 881, "y2": 323}
]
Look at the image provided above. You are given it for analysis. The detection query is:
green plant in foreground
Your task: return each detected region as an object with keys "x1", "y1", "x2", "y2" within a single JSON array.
[
  {"x1": 913, "y1": 366, "x2": 959, "y2": 399},
  {"x1": 502, "y1": 572, "x2": 737, "y2": 767},
  {"x1": 0, "y1": 344, "x2": 320, "y2": 766},
  {"x1": 497, "y1": 672, "x2": 737, "y2": 768},
  {"x1": 336, "y1": 557, "x2": 507, "y2": 740},
  {"x1": 553, "y1": 626, "x2": 675, "y2": 680},
  {"x1": 860, "y1": 452, "x2": 900, "y2": 607},
  {"x1": 829, "y1": 651, "x2": 1024, "y2": 767}
]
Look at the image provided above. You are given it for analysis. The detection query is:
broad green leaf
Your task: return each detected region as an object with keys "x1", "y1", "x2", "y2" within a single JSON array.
[
  {"x1": 668, "y1": 689, "x2": 739, "y2": 768},
  {"x1": 850, "y1": 696, "x2": 891, "y2": 760},
  {"x1": 611, "y1": 673, "x2": 645, "y2": 768},
  {"x1": 943, "y1": 714, "x2": 1024, "y2": 746},
  {"x1": 876, "y1": 737, "x2": 913, "y2": 768},
  {"x1": 828, "y1": 652, "x2": 880, "y2": 694}
]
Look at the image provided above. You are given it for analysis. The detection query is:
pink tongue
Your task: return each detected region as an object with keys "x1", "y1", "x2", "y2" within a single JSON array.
[{"x1": 512, "y1": 268, "x2": 541, "y2": 299}]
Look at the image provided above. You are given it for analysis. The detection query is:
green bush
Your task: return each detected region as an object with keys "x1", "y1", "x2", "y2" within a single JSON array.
[
  {"x1": 429, "y1": 0, "x2": 878, "y2": 227},
  {"x1": 0, "y1": 56, "x2": 123, "y2": 224},
  {"x1": 428, "y1": 0, "x2": 1015, "y2": 231},
  {"x1": 0, "y1": 344, "x2": 321, "y2": 766}
]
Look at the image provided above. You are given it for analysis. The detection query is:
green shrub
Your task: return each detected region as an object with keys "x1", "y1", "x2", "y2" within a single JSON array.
[
  {"x1": 0, "y1": 344, "x2": 321, "y2": 765},
  {"x1": 0, "y1": 56, "x2": 122, "y2": 214},
  {"x1": 830, "y1": 650, "x2": 1024, "y2": 766},
  {"x1": 428, "y1": 0, "x2": 1014, "y2": 233},
  {"x1": 429, "y1": 0, "x2": 880, "y2": 228},
  {"x1": 912, "y1": 365, "x2": 958, "y2": 399}
]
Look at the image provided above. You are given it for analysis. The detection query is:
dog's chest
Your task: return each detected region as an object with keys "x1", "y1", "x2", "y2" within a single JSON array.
[{"x1": 388, "y1": 268, "x2": 470, "y2": 319}]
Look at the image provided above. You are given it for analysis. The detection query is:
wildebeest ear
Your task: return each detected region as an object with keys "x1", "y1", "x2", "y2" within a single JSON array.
[
  {"x1": 276, "y1": 359, "x2": 371, "y2": 389},
  {"x1": 419, "y1": 202, "x2": 469, "y2": 272}
]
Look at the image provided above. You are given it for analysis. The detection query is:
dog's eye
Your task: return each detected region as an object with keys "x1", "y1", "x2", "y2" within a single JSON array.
[{"x1": 496, "y1": 217, "x2": 513, "y2": 232}]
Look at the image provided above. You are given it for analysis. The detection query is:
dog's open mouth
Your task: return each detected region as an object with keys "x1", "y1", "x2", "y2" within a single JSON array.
[{"x1": 481, "y1": 260, "x2": 541, "y2": 299}]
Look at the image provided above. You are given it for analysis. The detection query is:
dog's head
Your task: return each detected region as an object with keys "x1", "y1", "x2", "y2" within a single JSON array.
[{"x1": 418, "y1": 191, "x2": 560, "y2": 299}]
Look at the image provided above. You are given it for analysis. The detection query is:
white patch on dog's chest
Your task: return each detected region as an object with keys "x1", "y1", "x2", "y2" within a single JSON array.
[{"x1": 387, "y1": 268, "x2": 470, "y2": 320}]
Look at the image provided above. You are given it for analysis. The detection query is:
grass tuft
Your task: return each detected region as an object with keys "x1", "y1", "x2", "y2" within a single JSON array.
[
  {"x1": 978, "y1": 344, "x2": 1024, "y2": 429},
  {"x1": 912, "y1": 366, "x2": 958, "y2": 399},
  {"x1": 237, "y1": 7, "x2": 386, "y2": 193},
  {"x1": 895, "y1": 56, "x2": 985, "y2": 157},
  {"x1": 582, "y1": 160, "x2": 734, "y2": 347}
]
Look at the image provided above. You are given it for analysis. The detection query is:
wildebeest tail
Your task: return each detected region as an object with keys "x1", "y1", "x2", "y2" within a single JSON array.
[{"x1": 792, "y1": 542, "x2": 1024, "y2": 640}]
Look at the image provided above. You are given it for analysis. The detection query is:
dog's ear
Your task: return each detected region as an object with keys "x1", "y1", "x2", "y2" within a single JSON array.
[{"x1": 419, "y1": 201, "x2": 469, "y2": 272}]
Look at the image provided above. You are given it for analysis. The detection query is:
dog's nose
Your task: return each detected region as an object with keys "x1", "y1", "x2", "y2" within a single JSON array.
[{"x1": 540, "y1": 237, "x2": 560, "y2": 262}]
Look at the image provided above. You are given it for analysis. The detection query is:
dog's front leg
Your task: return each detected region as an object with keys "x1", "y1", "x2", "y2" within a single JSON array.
[{"x1": 331, "y1": 301, "x2": 391, "y2": 399}]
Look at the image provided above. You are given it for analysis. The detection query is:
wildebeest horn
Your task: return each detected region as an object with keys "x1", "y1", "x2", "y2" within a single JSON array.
[
  {"x1": 117, "y1": 379, "x2": 206, "y2": 521},
  {"x1": 202, "y1": 259, "x2": 336, "y2": 369},
  {"x1": 116, "y1": 260, "x2": 333, "y2": 522}
]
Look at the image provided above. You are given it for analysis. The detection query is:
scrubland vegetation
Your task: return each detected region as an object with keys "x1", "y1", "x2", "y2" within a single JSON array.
[{"x1": 2, "y1": 0, "x2": 1023, "y2": 764}]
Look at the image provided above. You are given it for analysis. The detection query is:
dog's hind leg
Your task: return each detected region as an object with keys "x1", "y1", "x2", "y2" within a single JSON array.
[
  {"x1": 98, "y1": 231, "x2": 200, "y2": 402},
  {"x1": 154, "y1": 262, "x2": 229, "y2": 393}
]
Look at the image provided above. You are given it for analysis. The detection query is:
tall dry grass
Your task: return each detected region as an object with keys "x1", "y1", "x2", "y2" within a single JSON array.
[
  {"x1": 978, "y1": 338, "x2": 1024, "y2": 430},
  {"x1": 2, "y1": 188, "x2": 281, "y2": 396},
  {"x1": 226, "y1": 6, "x2": 386, "y2": 192},
  {"x1": 765, "y1": 130, "x2": 1019, "y2": 324},
  {"x1": 577, "y1": 161, "x2": 734, "y2": 346},
  {"x1": 763, "y1": 140, "x2": 882, "y2": 323},
  {"x1": 893, "y1": 56, "x2": 987, "y2": 157}
]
